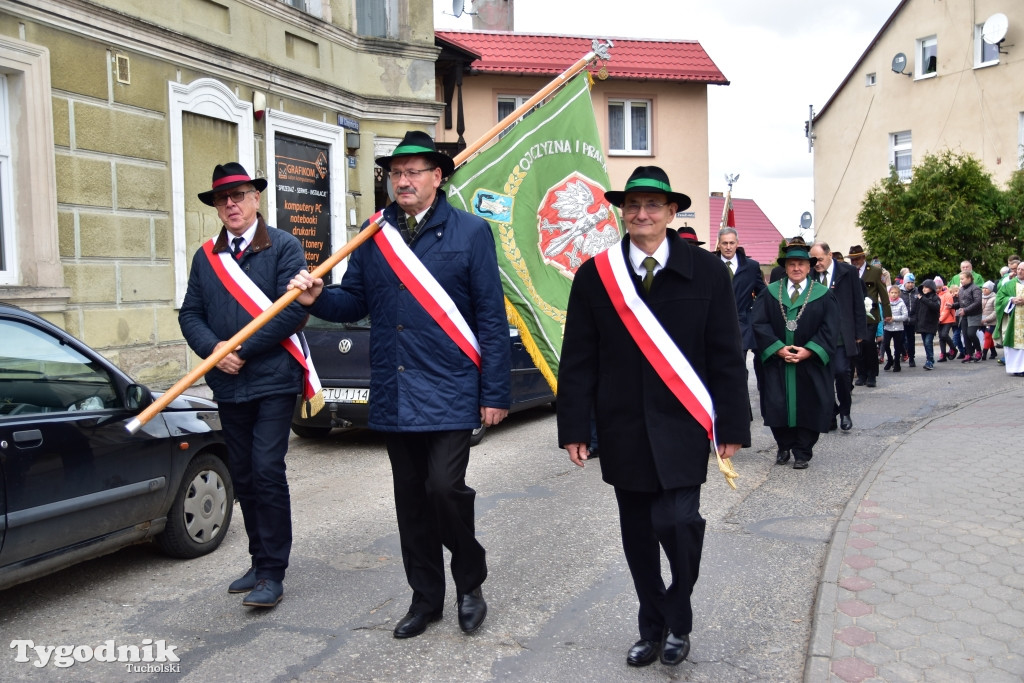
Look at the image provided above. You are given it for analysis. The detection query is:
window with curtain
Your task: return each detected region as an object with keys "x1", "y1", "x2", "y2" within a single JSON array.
[
  {"x1": 357, "y1": 0, "x2": 390, "y2": 38},
  {"x1": 890, "y1": 131, "x2": 912, "y2": 182},
  {"x1": 608, "y1": 99, "x2": 651, "y2": 154}
]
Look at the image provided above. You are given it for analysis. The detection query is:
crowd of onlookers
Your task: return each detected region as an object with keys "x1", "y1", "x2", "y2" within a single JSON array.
[{"x1": 868, "y1": 255, "x2": 1022, "y2": 376}]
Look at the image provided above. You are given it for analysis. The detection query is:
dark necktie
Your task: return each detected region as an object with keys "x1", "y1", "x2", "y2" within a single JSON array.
[
  {"x1": 791, "y1": 284, "x2": 801, "y2": 303},
  {"x1": 642, "y1": 257, "x2": 657, "y2": 293},
  {"x1": 820, "y1": 271, "x2": 828, "y2": 285},
  {"x1": 231, "y1": 236, "x2": 245, "y2": 261},
  {"x1": 726, "y1": 260, "x2": 734, "y2": 280}
]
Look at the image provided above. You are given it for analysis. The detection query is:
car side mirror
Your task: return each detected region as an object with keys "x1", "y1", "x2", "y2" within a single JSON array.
[{"x1": 126, "y1": 384, "x2": 154, "y2": 411}]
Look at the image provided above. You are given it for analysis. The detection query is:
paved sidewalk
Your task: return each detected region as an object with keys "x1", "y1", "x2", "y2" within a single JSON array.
[{"x1": 807, "y1": 385, "x2": 1024, "y2": 682}]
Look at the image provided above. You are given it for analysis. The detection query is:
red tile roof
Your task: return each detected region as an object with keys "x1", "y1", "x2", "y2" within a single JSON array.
[
  {"x1": 435, "y1": 30, "x2": 728, "y2": 84},
  {"x1": 708, "y1": 196, "x2": 786, "y2": 266}
]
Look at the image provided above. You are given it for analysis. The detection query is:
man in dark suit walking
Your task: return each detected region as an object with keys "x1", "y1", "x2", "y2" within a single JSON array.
[
  {"x1": 557, "y1": 166, "x2": 750, "y2": 668},
  {"x1": 809, "y1": 242, "x2": 866, "y2": 431},
  {"x1": 848, "y1": 245, "x2": 891, "y2": 387},
  {"x1": 717, "y1": 227, "x2": 766, "y2": 388}
]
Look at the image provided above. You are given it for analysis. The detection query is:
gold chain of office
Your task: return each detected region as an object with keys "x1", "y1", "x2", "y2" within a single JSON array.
[{"x1": 778, "y1": 279, "x2": 817, "y2": 331}]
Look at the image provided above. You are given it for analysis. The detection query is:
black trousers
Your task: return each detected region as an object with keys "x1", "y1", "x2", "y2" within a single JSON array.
[
  {"x1": 614, "y1": 485, "x2": 705, "y2": 641},
  {"x1": 386, "y1": 430, "x2": 486, "y2": 614},
  {"x1": 832, "y1": 350, "x2": 853, "y2": 416},
  {"x1": 770, "y1": 426, "x2": 820, "y2": 462},
  {"x1": 218, "y1": 393, "x2": 295, "y2": 582},
  {"x1": 856, "y1": 334, "x2": 880, "y2": 380}
]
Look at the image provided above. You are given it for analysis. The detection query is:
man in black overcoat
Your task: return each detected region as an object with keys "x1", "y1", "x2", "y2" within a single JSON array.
[
  {"x1": 716, "y1": 227, "x2": 766, "y2": 388},
  {"x1": 809, "y1": 242, "x2": 866, "y2": 431},
  {"x1": 557, "y1": 166, "x2": 750, "y2": 668}
]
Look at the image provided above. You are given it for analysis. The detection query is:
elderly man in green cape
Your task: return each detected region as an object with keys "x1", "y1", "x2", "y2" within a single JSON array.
[{"x1": 751, "y1": 243, "x2": 839, "y2": 469}]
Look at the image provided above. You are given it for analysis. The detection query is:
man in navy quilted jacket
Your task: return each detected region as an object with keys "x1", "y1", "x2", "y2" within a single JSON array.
[
  {"x1": 290, "y1": 131, "x2": 511, "y2": 639},
  {"x1": 179, "y1": 162, "x2": 308, "y2": 610}
]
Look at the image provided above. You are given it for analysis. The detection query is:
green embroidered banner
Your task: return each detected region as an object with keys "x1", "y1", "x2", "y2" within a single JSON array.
[{"x1": 445, "y1": 73, "x2": 622, "y2": 391}]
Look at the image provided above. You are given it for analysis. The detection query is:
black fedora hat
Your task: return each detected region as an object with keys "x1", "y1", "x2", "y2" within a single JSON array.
[
  {"x1": 375, "y1": 130, "x2": 456, "y2": 178},
  {"x1": 777, "y1": 243, "x2": 818, "y2": 268},
  {"x1": 604, "y1": 166, "x2": 691, "y2": 212},
  {"x1": 678, "y1": 226, "x2": 706, "y2": 246},
  {"x1": 198, "y1": 162, "x2": 267, "y2": 207}
]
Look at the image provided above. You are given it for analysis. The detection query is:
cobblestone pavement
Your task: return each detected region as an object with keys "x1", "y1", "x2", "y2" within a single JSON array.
[{"x1": 807, "y1": 385, "x2": 1024, "y2": 682}]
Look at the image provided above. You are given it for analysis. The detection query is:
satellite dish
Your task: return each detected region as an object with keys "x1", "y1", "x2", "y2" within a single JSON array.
[
  {"x1": 982, "y1": 13, "x2": 1009, "y2": 45},
  {"x1": 891, "y1": 52, "x2": 908, "y2": 74},
  {"x1": 800, "y1": 212, "x2": 812, "y2": 230},
  {"x1": 452, "y1": 0, "x2": 464, "y2": 18}
]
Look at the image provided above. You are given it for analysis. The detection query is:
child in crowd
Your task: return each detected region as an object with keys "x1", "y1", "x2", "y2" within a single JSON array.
[
  {"x1": 938, "y1": 282, "x2": 958, "y2": 361},
  {"x1": 981, "y1": 280, "x2": 1000, "y2": 361},
  {"x1": 883, "y1": 285, "x2": 909, "y2": 372},
  {"x1": 915, "y1": 279, "x2": 941, "y2": 370}
]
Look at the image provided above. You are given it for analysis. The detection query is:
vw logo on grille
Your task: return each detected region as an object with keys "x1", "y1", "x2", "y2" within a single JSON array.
[{"x1": 338, "y1": 338, "x2": 353, "y2": 354}]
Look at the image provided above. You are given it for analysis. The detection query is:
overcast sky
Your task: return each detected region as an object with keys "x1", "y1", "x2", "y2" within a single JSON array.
[{"x1": 433, "y1": 0, "x2": 902, "y2": 239}]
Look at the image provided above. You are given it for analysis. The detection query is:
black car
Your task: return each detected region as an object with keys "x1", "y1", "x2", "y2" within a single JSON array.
[
  {"x1": 0, "y1": 303, "x2": 232, "y2": 590},
  {"x1": 291, "y1": 315, "x2": 555, "y2": 445}
]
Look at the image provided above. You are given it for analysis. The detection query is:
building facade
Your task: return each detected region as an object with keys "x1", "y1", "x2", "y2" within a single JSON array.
[
  {"x1": 812, "y1": 0, "x2": 1023, "y2": 251},
  {"x1": 433, "y1": 30, "x2": 729, "y2": 244},
  {"x1": 0, "y1": 0, "x2": 438, "y2": 386}
]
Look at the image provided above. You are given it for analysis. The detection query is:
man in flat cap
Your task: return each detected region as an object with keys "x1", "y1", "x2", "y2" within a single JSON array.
[
  {"x1": 557, "y1": 166, "x2": 749, "y2": 668},
  {"x1": 289, "y1": 131, "x2": 510, "y2": 639}
]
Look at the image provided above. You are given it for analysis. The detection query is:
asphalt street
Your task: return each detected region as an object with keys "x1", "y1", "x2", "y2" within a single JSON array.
[{"x1": 0, "y1": 348, "x2": 1020, "y2": 682}]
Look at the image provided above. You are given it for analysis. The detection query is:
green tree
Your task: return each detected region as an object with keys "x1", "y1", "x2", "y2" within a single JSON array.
[{"x1": 858, "y1": 151, "x2": 1021, "y2": 282}]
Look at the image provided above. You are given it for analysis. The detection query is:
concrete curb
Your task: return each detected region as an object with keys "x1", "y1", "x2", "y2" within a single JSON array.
[{"x1": 802, "y1": 386, "x2": 1020, "y2": 682}]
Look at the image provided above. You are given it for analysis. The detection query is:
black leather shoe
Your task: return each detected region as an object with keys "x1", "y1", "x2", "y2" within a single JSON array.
[
  {"x1": 775, "y1": 449, "x2": 791, "y2": 465},
  {"x1": 457, "y1": 587, "x2": 487, "y2": 633},
  {"x1": 228, "y1": 565, "x2": 257, "y2": 594},
  {"x1": 626, "y1": 639, "x2": 660, "y2": 667},
  {"x1": 242, "y1": 578, "x2": 283, "y2": 608},
  {"x1": 908, "y1": 358, "x2": 916, "y2": 367},
  {"x1": 828, "y1": 416, "x2": 837, "y2": 431},
  {"x1": 393, "y1": 609, "x2": 442, "y2": 639},
  {"x1": 865, "y1": 378, "x2": 876, "y2": 387},
  {"x1": 793, "y1": 459, "x2": 809, "y2": 470},
  {"x1": 660, "y1": 631, "x2": 690, "y2": 666},
  {"x1": 854, "y1": 377, "x2": 866, "y2": 386},
  {"x1": 840, "y1": 415, "x2": 852, "y2": 431}
]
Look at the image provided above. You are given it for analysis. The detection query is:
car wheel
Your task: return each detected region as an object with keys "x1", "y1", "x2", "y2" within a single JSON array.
[
  {"x1": 291, "y1": 424, "x2": 333, "y2": 439},
  {"x1": 156, "y1": 453, "x2": 233, "y2": 559},
  {"x1": 469, "y1": 424, "x2": 487, "y2": 447}
]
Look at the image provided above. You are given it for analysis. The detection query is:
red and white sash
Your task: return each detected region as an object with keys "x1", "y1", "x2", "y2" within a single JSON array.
[
  {"x1": 594, "y1": 244, "x2": 718, "y2": 450},
  {"x1": 371, "y1": 212, "x2": 481, "y2": 369},
  {"x1": 202, "y1": 238, "x2": 323, "y2": 412}
]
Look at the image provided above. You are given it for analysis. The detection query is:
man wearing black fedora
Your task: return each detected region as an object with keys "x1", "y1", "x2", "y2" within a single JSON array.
[
  {"x1": 848, "y1": 244, "x2": 891, "y2": 387},
  {"x1": 557, "y1": 166, "x2": 750, "y2": 667},
  {"x1": 289, "y1": 131, "x2": 510, "y2": 639},
  {"x1": 180, "y1": 162, "x2": 311, "y2": 609}
]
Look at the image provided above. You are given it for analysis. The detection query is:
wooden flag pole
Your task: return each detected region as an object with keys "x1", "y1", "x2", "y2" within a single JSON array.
[{"x1": 126, "y1": 40, "x2": 612, "y2": 434}]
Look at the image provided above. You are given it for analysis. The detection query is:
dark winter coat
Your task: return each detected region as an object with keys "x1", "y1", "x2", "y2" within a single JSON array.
[
  {"x1": 719, "y1": 248, "x2": 765, "y2": 351},
  {"x1": 307, "y1": 192, "x2": 511, "y2": 432},
  {"x1": 556, "y1": 231, "x2": 751, "y2": 492},
  {"x1": 914, "y1": 281, "x2": 941, "y2": 334},
  {"x1": 179, "y1": 216, "x2": 307, "y2": 403}
]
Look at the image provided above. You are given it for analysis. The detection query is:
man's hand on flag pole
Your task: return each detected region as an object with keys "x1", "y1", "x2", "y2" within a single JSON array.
[{"x1": 288, "y1": 269, "x2": 324, "y2": 305}]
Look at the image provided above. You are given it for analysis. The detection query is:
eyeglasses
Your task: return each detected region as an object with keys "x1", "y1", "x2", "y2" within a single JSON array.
[
  {"x1": 213, "y1": 189, "x2": 256, "y2": 207},
  {"x1": 388, "y1": 167, "x2": 436, "y2": 181},
  {"x1": 622, "y1": 201, "x2": 668, "y2": 215}
]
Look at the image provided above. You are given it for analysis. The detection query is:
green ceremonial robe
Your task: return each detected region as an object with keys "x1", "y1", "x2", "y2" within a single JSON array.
[
  {"x1": 995, "y1": 277, "x2": 1024, "y2": 348},
  {"x1": 752, "y1": 278, "x2": 838, "y2": 432}
]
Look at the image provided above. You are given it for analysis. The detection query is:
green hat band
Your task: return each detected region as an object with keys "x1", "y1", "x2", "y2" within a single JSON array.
[
  {"x1": 624, "y1": 178, "x2": 673, "y2": 193},
  {"x1": 783, "y1": 248, "x2": 812, "y2": 259},
  {"x1": 392, "y1": 144, "x2": 435, "y2": 156}
]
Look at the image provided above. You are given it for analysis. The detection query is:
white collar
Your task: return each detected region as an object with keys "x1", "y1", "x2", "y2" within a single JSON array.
[
  {"x1": 629, "y1": 238, "x2": 670, "y2": 276},
  {"x1": 228, "y1": 220, "x2": 258, "y2": 248}
]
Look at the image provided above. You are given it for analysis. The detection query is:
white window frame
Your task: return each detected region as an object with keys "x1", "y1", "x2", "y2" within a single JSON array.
[
  {"x1": 1018, "y1": 112, "x2": 1023, "y2": 170},
  {"x1": 915, "y1": 36, "x2": 937, "y2": 79},
  {"x1": 0, "y1": 75, "x2": 15, "y2": 284},
  {"x1": 608, "y1": 98, "x2": 652, "y2": 156},
  {"x1": 169, "y1": 78, "x2": 254, "y2": 306},
  {"x1": 890, "y1": 131, "x2": 912, "y2": 183},
  {"x1": 264, "y1": 110, "x2": 349, "y2": 282},
  {"x1": 0, "y1": 36, "x2": 62, "y2": 302},
  {"x1": 974, "y1": 24, "x2": 1000, "y2": 67},
  {"x1": 356, "y1": 0, "x2": 398, "y2": 39},
  {"x1": 281, "y1": 0, "x2": 323, "y2": 16},
  {"x1": 865, "y1": 73, "x2": 877, "y2": 87}
]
